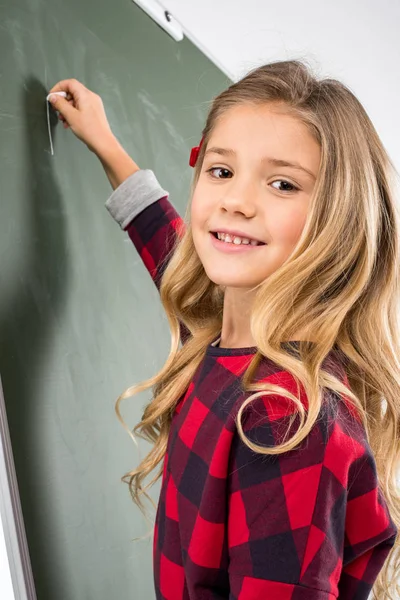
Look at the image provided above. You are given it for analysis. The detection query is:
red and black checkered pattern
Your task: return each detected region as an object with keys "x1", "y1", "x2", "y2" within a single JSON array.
[{"x1": 124, "y1": 196, "x2": 398, "y2": 599}]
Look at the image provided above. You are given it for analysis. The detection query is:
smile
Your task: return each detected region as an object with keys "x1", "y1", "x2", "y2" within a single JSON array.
[{"x1": 210, "y1": 232, "x2": 267, "y2": 253}]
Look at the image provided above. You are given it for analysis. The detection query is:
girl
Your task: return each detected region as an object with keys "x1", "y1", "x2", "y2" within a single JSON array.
[{"x1": 48, "y1": 59, "x2": 399, "y2": 599}]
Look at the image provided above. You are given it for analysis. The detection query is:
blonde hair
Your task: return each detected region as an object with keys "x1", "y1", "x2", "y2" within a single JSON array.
[{"x1": 115, "y1": 59, "x2": 400, "y2": 598}]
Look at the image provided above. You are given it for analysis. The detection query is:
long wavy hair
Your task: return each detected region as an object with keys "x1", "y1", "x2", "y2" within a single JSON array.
[{"x1": 115, "y1": 59, "x2": 400, "y2": 598}]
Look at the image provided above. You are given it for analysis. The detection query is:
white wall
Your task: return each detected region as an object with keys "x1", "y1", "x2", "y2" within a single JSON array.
[{"x1": 163, "y1": 0, "x2": 400, "y2": 170}]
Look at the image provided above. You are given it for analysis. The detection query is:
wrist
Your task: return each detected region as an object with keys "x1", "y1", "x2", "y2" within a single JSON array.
[
  {"x1": 93, "y1": 133, "x2": 122, "y2": 161},
  {"x1": 95, "y1": 134, "x2": 141, "y2": 189}
]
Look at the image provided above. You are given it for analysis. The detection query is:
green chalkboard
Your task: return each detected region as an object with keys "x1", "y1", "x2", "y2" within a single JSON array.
[{"x1": 0, "y1": 1, "x2": 229, "y2": 597}]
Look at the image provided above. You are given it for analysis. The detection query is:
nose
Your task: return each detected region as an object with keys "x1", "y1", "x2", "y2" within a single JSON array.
[{"x1": 219, "y1": 177, "x2": 258, "y2": 217}]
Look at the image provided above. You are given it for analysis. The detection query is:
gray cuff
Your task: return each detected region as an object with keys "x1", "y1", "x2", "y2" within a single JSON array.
[{"x1": 105, "y1": 169, "x2": 169, "y2": 229}]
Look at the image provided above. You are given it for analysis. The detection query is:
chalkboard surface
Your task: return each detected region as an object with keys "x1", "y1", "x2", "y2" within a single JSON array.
[{"x1": 0, "y1": 0, "x2": 229, "y2": 598}]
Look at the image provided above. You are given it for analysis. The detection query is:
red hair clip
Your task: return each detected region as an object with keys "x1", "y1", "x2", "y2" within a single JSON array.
[{"x1": 189, "y1": 135, "x2": 204, "y2": 167}]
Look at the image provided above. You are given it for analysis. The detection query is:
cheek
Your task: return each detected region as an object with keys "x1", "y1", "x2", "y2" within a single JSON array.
[
  {"x1": 190, "y1": 195, "x2": 204, "y2": 251},
  {"x1": 190, "y1": 195, "x2": 199, "y2": 226},
  {"x1": 273, "y1": 208, "x2": 307, "y2": 246},
  {"x1": 190, "y1": 190, "x2": 210, "y2": 231}
]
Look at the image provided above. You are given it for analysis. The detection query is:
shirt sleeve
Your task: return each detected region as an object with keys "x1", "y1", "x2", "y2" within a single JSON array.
[
  {"x1": 104, "y1": 169, "x2": 191, "y2": 345},
  {"x1": 227, "y1": 391, "x2": 398, "y2": 600},
  {"x1": 105, "y1": 168, "x2": 170, "y2": 230}
]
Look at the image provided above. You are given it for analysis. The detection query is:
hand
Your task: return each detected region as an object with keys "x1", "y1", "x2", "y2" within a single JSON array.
[{"x1": 47, "y1": 79, "x2": 116, "y2": 154}]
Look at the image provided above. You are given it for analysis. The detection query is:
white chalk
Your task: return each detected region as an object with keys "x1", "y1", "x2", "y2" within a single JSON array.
[
  {"x1": 46, "y1": 91, "x2": 68, "y2": 156},
  {"x1": 46, "y1": 91, "x2": 67, "y2": 102}
]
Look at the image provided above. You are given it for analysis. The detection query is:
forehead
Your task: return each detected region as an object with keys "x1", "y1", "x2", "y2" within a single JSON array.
[{"x1": 208, "y1": 103, "x2": 320, "y2": 165}]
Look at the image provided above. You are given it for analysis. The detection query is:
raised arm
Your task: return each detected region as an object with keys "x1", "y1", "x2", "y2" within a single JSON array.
[{"x1": 47, "y1": 78, "x2": 191, "y2": 345}]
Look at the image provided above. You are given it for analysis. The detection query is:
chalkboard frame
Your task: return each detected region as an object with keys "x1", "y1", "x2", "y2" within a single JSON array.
[{"x1": 0, "y1": 375, "x2": 36, "y2": 600}]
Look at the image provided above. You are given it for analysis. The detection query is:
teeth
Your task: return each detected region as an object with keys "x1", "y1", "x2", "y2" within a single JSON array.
[{"x1": 217, "y1": 232, "x2": 259, "y2": 246}]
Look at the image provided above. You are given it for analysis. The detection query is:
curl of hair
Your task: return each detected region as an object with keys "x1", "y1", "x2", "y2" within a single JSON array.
[{"x1": 115, "y1": 59, "x2": 400, "y2": 598}]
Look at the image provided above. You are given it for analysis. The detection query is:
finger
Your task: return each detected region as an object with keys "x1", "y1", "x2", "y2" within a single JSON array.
[
  {"x1": 48, "y1": 78, "x2": 83, "y2": 97},
  {"x1": 48, "y1": 95, "x2": 77, "y2": 121}
]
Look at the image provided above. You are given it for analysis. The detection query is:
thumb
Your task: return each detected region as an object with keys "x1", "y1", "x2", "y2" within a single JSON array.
[{"x1": 48, "y1": 95, "x2": 76, "y2": 121}]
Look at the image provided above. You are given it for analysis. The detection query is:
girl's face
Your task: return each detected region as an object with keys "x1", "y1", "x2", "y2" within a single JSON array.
[{"x1": 191, "y1": 103, "x2": 321, "y2": 290}]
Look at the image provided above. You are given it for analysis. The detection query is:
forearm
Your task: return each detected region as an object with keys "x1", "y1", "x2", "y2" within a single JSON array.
[{"x1": 96, "y1": 135, "x2": 140, "y2": 190}]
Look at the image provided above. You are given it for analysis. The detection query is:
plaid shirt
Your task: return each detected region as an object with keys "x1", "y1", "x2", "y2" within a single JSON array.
[{"x1": 116, "y1": 183, "x2": 397, "y2": 599}]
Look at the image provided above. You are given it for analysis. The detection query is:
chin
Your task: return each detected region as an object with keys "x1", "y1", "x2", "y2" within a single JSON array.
[{"x1": 203, "y1": 267, "x2": 260, "y2": 289}]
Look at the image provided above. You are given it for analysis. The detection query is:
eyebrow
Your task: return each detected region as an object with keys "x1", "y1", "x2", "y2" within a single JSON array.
[{"x1": 204, "y1": 146, "x2": 316, "y2": 180}]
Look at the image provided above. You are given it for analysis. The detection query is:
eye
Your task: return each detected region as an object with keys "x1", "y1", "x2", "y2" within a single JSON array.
[
  {"x1": 206, "y1": 167, "x2": 232, "y2": 179},
  {"x1": 271, "y1": 180, "x2": 299, "y2": 193},
  {"x1": 206, "y1": 168, "x2": 299, "y2": 193}
]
